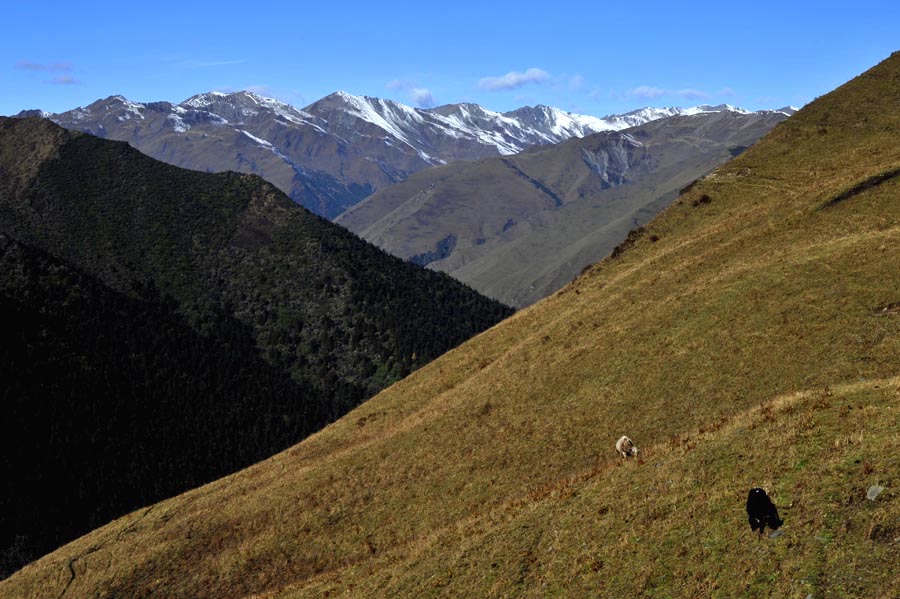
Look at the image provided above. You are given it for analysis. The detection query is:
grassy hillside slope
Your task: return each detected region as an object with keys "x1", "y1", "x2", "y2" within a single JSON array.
[{"x1": 5, "y1": 53, "x2": 900, "y2": 598}]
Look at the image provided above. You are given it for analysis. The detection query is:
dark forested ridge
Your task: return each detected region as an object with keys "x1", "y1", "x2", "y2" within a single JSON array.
[
  {"x1": 0, "y1": 236, "x2": 324, "y2": 576},
  {"x1": 0, "y1": 117, "x2": 512, "y2": 576}
]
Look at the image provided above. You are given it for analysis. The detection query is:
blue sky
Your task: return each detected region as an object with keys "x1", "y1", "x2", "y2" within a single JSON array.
[{"x1": 2, "y1": 0, "x2": 898, "y2": 117}]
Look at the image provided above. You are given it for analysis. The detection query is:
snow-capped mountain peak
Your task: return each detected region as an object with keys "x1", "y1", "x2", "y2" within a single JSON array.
[
  {"x1": 177, "y1": 90, "x2": 320, "y2": 127},
  {"x1": 180, "y1": 91, "x2": 229, "y2": 109},
  {"x1": 503, "y1": 105, "x2": 611, "y2": 139},
  {"x1": 683, "y1": 103, "x2": 751, "y2": 115},
  {"x1": 305, "y1": 91, "x2": 439, "y2": 161},
  {"x1": 43, "y1": 89, "x2": 791, "y2": 219},
  {"x1": 175, "y1": 90, "x2": 777, "y2": 166}
]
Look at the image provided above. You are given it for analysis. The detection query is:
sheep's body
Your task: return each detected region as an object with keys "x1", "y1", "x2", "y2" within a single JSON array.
[{"x1": 615, "y1": 435, "x2": 638, "y2": 459}]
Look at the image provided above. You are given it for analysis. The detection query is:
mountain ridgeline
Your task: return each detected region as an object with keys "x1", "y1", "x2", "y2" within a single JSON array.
[
  {"x1": 0, "y1": 117, "x2": 511, "y2": 576},
  {"x1": 41, "y1": 92, "x2": 790, "y2": 219},
  {"x1": 4, "y1": 52, "x2": 899, "y2": 598}
]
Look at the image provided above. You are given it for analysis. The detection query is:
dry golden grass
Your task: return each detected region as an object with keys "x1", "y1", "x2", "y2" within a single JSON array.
[
  {"x1": 289, "y1": 377, "x2": 900, "y2": 598},
  {"x1": 4, "y1": 53, "x2": 900, "y2": 598}
]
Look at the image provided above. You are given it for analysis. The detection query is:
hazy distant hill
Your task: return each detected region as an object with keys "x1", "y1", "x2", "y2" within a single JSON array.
[
  {"x1": 4, "y1": 51, "x2": 899, "y2": 599},
  {"x1": 0, "y1": 117, "x2": 511, "y2": 576},
  {"x1": 39, "y1": 92, "x2": 785, "y2": 218},
  {"x1": 338, "y1": 107, "x2": 790, "y2": 306}
]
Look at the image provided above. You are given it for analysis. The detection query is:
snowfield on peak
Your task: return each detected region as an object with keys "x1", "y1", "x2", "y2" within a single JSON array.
[
  {"x1": 303, "y1": 91, "x2": 767, "y2": 162},
  {"x1": 53, "y1": 89, "x2": 772, "y2": 164},
  {"x1": 179, "y1": 91, "x2": 229, "y2": 108}
]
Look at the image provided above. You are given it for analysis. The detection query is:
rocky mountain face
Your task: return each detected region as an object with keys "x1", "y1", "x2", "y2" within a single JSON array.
[
  {"x1": 35, "y1": 92, "x2": 792, "y2": 219},
  {"x1": 337, "y1": 108, "x2": 791, "y2": 307},
  {"x1": 46, "y1": 92, "x2": 379, "y2": 219},
  {"x1": 0, "y1": 116, "x2": 512, "y2": 576}
]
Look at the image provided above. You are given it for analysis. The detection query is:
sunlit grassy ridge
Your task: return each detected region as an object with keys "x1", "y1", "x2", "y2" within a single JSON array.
[
  {"x1": 292, "y1": 378, "x2": 900, "y2": 598},
  {"x1": 4, "y1": 53, "x2": 900, "y2": 597}
]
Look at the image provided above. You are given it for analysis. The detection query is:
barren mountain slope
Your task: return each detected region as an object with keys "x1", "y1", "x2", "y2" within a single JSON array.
[
  {"x1": 338, "y1": 109, "x2": 788, "y2": 306},
  {"x1": 44, "y1": 93, "x2": 787, "y2": 220}
]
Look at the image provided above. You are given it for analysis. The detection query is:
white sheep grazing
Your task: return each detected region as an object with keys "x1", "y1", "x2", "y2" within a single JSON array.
[{"x1": 615, "y1": 435, "x2": 639, "y2": 459}]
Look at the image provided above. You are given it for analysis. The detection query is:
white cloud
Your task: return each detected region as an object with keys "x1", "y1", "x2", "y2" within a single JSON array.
[
  {"x1": 627, "y1": 85, "x2": 667, "y2": 99},
  {"x1": 410, "y1": 88, "x2": 435, "y2": 108},
  {"x1": 290, "y1": 90, "x2": 307, "y2": 106},
  {"x1": 675, "y1": 88, "x2": 708, "y2": 100},
  {"x1": 568, "y1": 74, "x2": 585, "y2": 91},
  {"x1": 15, "y1": 60, "x2": 79, "y2": 84},
  {"x1": 244, "y1": 84, "x2": 273, "y2": 96},
  {"x1": 16, "y1": 60, "x2": 45, "y2": 70},
  {"x1": 478, "y1": 68, "x2": 550, "y2": 91},
  {"x1": 385, "y1": 78, "x2": 437, "y2": 107},
  {"x1": 627, "y1": 86, "x2": 717, "y2": 101},
  {"x1": 16, "y1": 60, "x2": 72, "y2": 71},
  {"x1": 183, "y1": 59, "x2": 246, "y2": 68}
]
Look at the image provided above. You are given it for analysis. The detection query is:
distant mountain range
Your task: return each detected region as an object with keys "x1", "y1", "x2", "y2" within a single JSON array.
[
  {"x1": 0, "y1": 116, "x2": 511, "y2": 576},
  {"x1": 337, "y1": 108, "x2": 792, "y2": 306},
  {"x1": 23, "y1": 92, "x2": 795, "y2": 218}
]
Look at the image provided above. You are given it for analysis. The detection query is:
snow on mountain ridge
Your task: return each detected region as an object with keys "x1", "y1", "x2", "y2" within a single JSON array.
[
  {"x1": 504, "y1": 105, "x2": 612, "y2": 140},
  {"x1": 427, "y1": 103, "x2": 533, "y2": 155},
  {"x1": 681, "y1": 104, "x2": 751, "y2": 115},
  {"x1": 43, "y1": 89, "x2": 793, "y2": 220},
  {"x1": 167, "y1": 114, "x2": 189, "y2": 133},
  {"x1": 229, "y1": 91, "x2": 318, "y2": 121},
  {"x1": 180, "y1": 91, "x2": 229, "y2": 109},
  {"x1": 333, "y1": 92, "x2": 440, "y2": 162},
  {"x1": 73, "y1": 89, "x2": 771, "y2": 160},
  {"x1": 177, "y1": 91, "x2": 326, "y2": 133},
  {"x1": 101, "y1": 95, "x2": 147, "y2": 121},
  {"x1": 48, "y1": 89, "x2": 781, "y2": 183},
  {"x1": 310, "y1": 91, "x2": 611, "y2": 159}
]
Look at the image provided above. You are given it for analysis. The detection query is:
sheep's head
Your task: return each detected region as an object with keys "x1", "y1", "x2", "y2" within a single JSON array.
[{"x1": 631, "y1": 447, "x2": 639, "y2": 457}]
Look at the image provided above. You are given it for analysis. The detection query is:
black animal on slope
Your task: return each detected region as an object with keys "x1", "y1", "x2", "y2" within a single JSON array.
[{"x1": 746, "y1": 487, "x2": 784, "y2": 535}]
